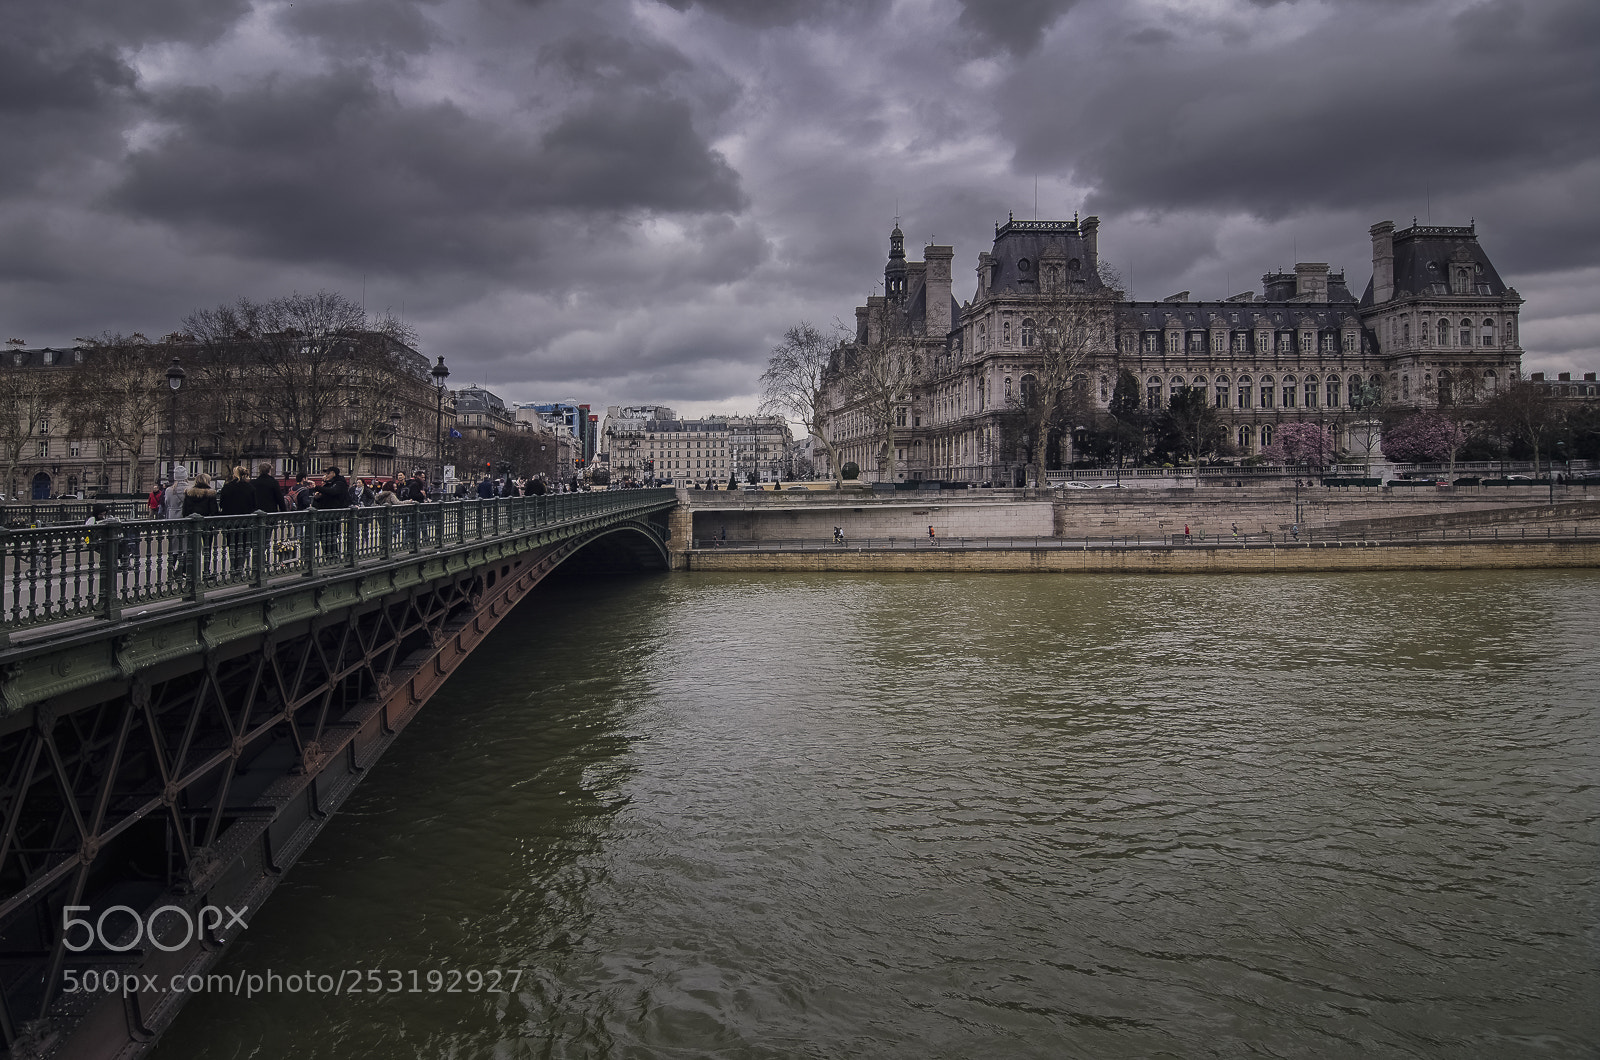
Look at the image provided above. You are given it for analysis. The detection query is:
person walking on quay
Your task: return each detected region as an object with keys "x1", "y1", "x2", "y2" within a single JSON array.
[
  {"x1": 1291, "y1": 523, "x2": 1300, "y2": 541},
  {"x1": 1231, "y1": 522, "x2": 1239, "y2": 541},
  {"x1": 928, "y1": 524, "x2": 938, "y2": 545},
  {"x1": 219, "y1": 465, "x2": 255, "y2": 575},
  {"x1": 1184, "y1": 524, "x2": 1191, "y2": 544},
  {"x1": 834, "y1": 525, "x2": 844, "y2": 545},
  {"x1": 148, "y1": 482, "x2": 167, "y2": 518}
]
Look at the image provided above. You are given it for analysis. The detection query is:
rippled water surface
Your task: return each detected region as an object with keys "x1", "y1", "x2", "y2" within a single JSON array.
[{"x1": 153, "y1": 570, "x2": 1600, "y2": 1059}]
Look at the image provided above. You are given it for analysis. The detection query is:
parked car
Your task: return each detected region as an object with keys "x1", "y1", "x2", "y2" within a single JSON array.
[
  {"x1": 1094, "y1": 482, "x2": 1125, "y2": 489},
  {"x1": 1058, "y1": 481, "x2": 1094, "y2": 490}
]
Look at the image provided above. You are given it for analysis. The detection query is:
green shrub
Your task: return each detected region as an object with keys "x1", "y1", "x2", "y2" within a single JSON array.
[{"x1": 842, "y1": 462, "x2": 860, "y2": 480}]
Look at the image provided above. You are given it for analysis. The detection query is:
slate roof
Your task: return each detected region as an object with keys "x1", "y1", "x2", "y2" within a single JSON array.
[
  {"x1": 1359, "y1": 223, "x2": 1510, "y2": 305},
  {"x1": 1118, "y1": 301, "x2": 1361, "y2": 332}
]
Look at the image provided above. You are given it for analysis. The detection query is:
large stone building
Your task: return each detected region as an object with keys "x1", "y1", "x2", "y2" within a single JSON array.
[
  {"x1": 1, "y1": 334, "x2": 454, "y2": 500},
  {"x1": 598, "y1": 407, "x2": 793, "y2": 485},
  {"x1": 824, "y1": 217, "x2": 1526, "y2": 483}
]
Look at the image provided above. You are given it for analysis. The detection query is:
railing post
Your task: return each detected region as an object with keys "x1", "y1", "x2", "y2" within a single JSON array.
[
  {"x1": 476, "y1": 499, "x2": 484, "y2": 540},
  {"x1": 186, "y1": 515, "x2": 203, "y2": 601},
  {"x1": 252, "y1": 513, "x2": 268, "y2": 588},
  {"x1": 304, "y1": 509, "x2": 319, "y2": 578},
  {"x1": 436, "y1": 503, "x2": 446, "y2": 550},
  {"x1": 97, "y1": 525, "x2": 121, "y2": 623},
  {"x1": 381, "y1": 507, "x2": 393, "y2": 561}
]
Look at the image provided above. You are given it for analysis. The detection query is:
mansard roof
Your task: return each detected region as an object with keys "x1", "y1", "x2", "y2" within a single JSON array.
[
  {"x1": 983, "y1": 217, "x2": 1110, "y2": 297},
  {"x1": 1360, "y1": 222, "x2": 1510, "y2": 305}
]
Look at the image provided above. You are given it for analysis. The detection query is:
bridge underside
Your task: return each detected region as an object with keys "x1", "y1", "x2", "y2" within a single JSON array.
[{"x1": 0, "y1": 520, "x2": 665, "y2": 1059}]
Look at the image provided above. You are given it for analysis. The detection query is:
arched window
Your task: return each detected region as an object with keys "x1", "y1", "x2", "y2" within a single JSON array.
[
  {"x1": 1216, "y1": 377, "x2": 1229, "y2": 407},
  {"x1": 1438, "y1": 370, "x2": 1453, "y2": 407},
  {"x1": 1020, "y1": 319, "x2": 1035, "y2": 347},
  {"x1": 1261, "y1": 424, "x2": 1273, "y2": 448},
  {"x1": 1437, "y1": 319, "x2": 1450, "y2": 346},
  {"x1": 1326, "y1": 375, "x2": 1340, "y2": 407},
  {"x1": 1459, "y1": 318, "x2": 1472, "y2": 346},
  {"x1": 1237, "y1": 376, "x2": 1252, "y2": 409},
  {"x1": 1347, "y1": 375, "x2": 1362, "y2": 407},
  {"x1": 1481, "y1": 318, "x2": 1495, "y2": 346},
  {"x1": 1260, "y1": 375, "x2": 1275, "y2": 408},
  {"x1": 1020, "y1": 375, "x2": 1038, "y2": 405},
  {"x1": 1238, "y1": 425, "x2": 1252, "y2": 451},
  {"x1": 1282, "y1": 375, "x2": 1296, "y2": 408},
  {"x1": 1147, "y1": 377, "x2": 1163, "y2": 408},
  {"x1": 1304, "y1": 377, "x2": 1318, "y2": 407},
  {"x1": 1483, "y1": 369, "x2": 1497, "y2": 394}
]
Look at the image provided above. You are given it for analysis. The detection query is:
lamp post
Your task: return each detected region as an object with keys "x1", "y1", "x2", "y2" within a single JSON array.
[
  {"x1": 388, "y1": 408, "x2": 402, "y2": 479},
  {"x1": 431, "y1": 356, "x2": 450, "y2": 492},
  {"x1": 165, "y1": 358, "x2": 185, "y2": 484},
  {"x1": 1552, "y1": 440, "x2": 1565, "y2": 503},
  {"x1": 487, "y1": 426, "x2": 497, "y2": 483}
]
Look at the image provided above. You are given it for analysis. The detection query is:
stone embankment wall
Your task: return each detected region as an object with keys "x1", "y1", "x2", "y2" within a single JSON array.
[
  {"x1": 683, "y1": 539, "x2": 1600, "y2": 574},
  {"x1": 678, "y1": 485, "x2": 1600, "y2": 544}
]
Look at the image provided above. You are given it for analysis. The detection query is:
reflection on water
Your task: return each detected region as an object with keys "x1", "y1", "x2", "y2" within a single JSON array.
[{"x1": 153, "y1": 570, "x2": 1600, "y2": 1059}]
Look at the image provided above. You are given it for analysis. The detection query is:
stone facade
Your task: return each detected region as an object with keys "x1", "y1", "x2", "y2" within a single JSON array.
[{"x1": 823, "y1": 217, "x2": 1525, "y2": 484}]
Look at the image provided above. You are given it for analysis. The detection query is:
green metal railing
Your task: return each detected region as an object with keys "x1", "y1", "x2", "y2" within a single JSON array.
[{"x1": 1, "y1": 491, "x2": 672, "y2": 635}]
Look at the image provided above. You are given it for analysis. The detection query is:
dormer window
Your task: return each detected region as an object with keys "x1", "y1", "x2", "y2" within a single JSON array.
[{"x1": 1016, "y1": 258, "x2": 1031, "y2": 274}]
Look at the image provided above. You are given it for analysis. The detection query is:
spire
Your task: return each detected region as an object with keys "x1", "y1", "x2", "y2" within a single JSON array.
[{"x1": 885, "y1": 220, "x2": 907, "y2": 300}]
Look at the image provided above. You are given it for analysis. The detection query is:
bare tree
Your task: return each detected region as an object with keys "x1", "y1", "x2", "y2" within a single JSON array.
[
  {"x1": 1485, "y1": 378, "x2": 1562, "y2": 474},
  {"x1": 839, "y1": 297, "x2": 922, "y2": 483},
  {"x1": 60, "y1": 334, "x2": 166, "y2": 493},
  {"x1": 761, "y1": 322, "x2": 845, "y2": 486},
  {"x1": 1005, "y1": 268, "x2": 1119, "y2": 486},
  {"x1": 183, "y1": 293, "x2": 415, "y2": 475}
]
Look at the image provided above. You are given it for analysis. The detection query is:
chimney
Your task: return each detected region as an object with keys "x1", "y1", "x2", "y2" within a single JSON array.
[
  {"x1": 1558, "y1": 372, "x2": 1571, "y2": 381},
  {"x1": 1370, "y1": 221, "x2": 1395, "y2": 303},
  {"x1": 1081, "y1": 215, "x2": 1100, "y2": 277},
  {"x1": 924, "y1": 245, "x2": 954, "y2": 335}
]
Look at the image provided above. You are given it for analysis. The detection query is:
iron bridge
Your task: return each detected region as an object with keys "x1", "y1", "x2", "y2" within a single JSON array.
[{"x1": 0, "y1": 490, "x2": 677, "y2": 1059}]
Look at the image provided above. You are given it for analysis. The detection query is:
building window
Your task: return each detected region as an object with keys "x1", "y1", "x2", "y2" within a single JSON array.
[
  {"x1": 39, "y1": 418, "x2": 50, "y2": 436},
  {"x1": 1282, "y1": 381, "x2": 1296, "y2": 408},
  {"x1": 1215, "y1": 382, "x2": 1228, "y2": 408},
  {"x1": 1212, "y1": 332, "x2": 1225, "y2": 353},
  {"x1": 1147, "y1": 378, "x2": 1162, "y2": 408},
  {"x1": 895, "y1": 407, "x2": 907, "y2": 427},
  {"x1": 1437, "y1": 319, "x2": 1450, "y2": 346},
  {"x1": 1483, "y1": 369, "x2": 1497, "y2": 394},
  {"x1": 37, "y1": 440, "x2": 48, "y2": 457},
  {"x1": 1237, "y1": 379, "x2": 1251, "y2": 408},
  {"x1": 1260, "y1": 377, "x2": 1274, "y2": 408},
  {"x1": 1481, "y1": 319, "x2": 1495, "y2": 346},
  {"x1": 1020, "y1": 319, "x2": 1035, "y2": 347},
  {"x1": 70, "y1": 441, "x2": 80, "y2": 457},
  {"x1": 1262, "y1": 424, "x2": 1273, "y2": 448},
  {"x1": 1238, "y1": 425, "x2": 1251, "y2": 450},
  {"x1": 1300, "y1": 331, "x2": 1314, "y2": 353},
  {"x1": 1257, "y1": 332, "x2": 1271, "y2": 353},
  {"x1": 1460, "y1": 318, "x2": 1472, "y2": 346},
  {"x1": 1326, "y1": 376, "x2": 1339, "y2": 407},
  {"x1": 1343, "y1": 332, "x2": 1357, "y2": 353},
  {"x1": 1166, "y1": 331, "x2": 1179, "y2": 353}
]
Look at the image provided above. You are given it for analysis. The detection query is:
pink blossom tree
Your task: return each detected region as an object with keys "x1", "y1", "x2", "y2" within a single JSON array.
[
  {"x1": 1381, "y1": 412, "x2": 1469, "y2": 477},
  {"x1": 1260, "y1": 422, "x2": 1334, "y2": 467}
]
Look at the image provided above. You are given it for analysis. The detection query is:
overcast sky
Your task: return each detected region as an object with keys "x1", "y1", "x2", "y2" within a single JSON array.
[{"x1": 3, "y1": 0, "x2": 1596, "y2": 415}]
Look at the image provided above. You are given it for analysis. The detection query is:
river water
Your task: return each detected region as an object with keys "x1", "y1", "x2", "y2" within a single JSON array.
[{"x1": 153, "y1": 570, "x2": 1599, "y2": 1059}]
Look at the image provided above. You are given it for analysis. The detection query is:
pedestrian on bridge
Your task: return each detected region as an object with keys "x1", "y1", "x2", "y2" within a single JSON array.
[
  {"x1": 252, "y1": 463, "x2": 285, "y2": 513},
  {"x1": 929, "y1": 525, "x2": 938, "y2": 545},
  {"x1": 220, "y1": 465, "x2": 256, "y2": 575}
]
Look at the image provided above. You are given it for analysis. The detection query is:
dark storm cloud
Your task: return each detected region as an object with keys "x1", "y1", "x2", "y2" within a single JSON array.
[
  {"x1": 955, "y1": 0, "x2": 1080, "y2": 54},
  {"x1": 278, "y1": 0, "x2": 441, "y2": 62},
  {"x1": 108, "y1": 68, "x2": 745, "y2": 273},
  {"x1": 652, "y1": 0, "x2": 881, "y2": 29},
  {"x1": 1007, "y1": 0, "x2": 1600, "y2": 225}
]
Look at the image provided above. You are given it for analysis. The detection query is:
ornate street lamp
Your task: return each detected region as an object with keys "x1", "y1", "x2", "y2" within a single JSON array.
[
  {"x1": 431, "y1": 356, "x2": 450, "y2": 491},
  {"x1": 165, "y1": 358, "x2": 185, "y2": 483},
  {"x1": 388, "y1": 408, "x2": 402, "y2": 477}
]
